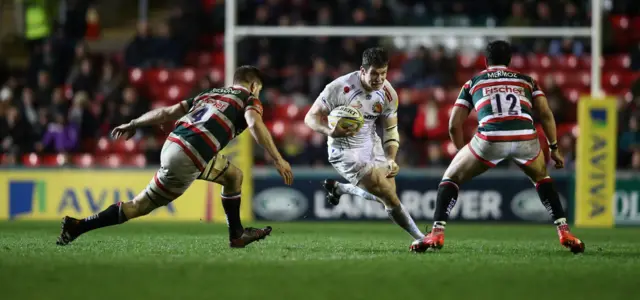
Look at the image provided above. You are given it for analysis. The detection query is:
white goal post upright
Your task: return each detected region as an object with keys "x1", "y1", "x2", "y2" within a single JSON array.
[{"x1": 224, "y1": 0, "x2": 603, "y2": 98}]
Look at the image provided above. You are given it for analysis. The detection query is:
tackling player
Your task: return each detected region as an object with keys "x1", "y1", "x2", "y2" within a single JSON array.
[
  {"x1": 305, "y1": 47, "x2": 424, "y2": 240},
  {"x1": 410, "y1": 41, "x2": 584, "y2": 253},
  {"x1": 57, "y1": 66, "x2": 294, "y2": 248}
]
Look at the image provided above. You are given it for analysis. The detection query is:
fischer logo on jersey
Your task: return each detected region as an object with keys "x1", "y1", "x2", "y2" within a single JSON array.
[{"x1": 483, "y1": 86, "x2": 526, "y2": 97}]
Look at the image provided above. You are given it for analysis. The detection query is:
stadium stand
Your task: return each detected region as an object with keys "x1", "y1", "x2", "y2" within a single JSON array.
[{"x1": 1, "y1": 0, "x2": 640, "y2": 170}]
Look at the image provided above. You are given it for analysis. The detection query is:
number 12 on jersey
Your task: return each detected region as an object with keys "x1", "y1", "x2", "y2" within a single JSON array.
[{"x1": 491, "y1": 93, "x2": 520, "y2": 116}]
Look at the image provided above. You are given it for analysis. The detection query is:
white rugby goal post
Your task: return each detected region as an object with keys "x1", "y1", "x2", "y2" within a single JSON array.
[{"x1": 223, "y1": 0, "x2": 604, "y2": 98}]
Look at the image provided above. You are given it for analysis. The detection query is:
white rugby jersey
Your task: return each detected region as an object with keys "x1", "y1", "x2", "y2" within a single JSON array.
[{"x1": 315, "y1": 71, "x2": 399, "y2": 149}]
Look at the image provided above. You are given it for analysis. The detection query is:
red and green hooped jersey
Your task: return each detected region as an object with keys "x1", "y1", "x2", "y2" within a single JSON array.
[
  {"x1": 455, "y1": 66, "x2": 545, "y2": 142},
  {"x1": 168, "y1": 85, "x2": 263, "y2": 170}
]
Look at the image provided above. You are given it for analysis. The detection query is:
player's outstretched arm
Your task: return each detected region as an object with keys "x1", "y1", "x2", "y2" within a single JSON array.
[
  {"x1": 245, "y1": 110, "x2": 293, "y2": 185},
  {"x1": 532, "y1": 95, "x2": 564, "y2": 168},
  {"x1": 111, "y1": 101, "x2": 187, "y2": 140},
  {"x1": 448, "y1": 105, "x2": 470, "y2": 150}
]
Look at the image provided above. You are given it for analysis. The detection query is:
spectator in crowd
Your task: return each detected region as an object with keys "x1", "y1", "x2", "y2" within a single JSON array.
[
  {"x1": 619, "y1": 114, "x2": 640, "y2": 166},
  {"x1": 70, "y1": 58, "x2": 97, "y2": 96},
  {"x1": 631, "y1": 42, "x2": 640, "y2": 71},
  {"x1": 96, "y1": 59, "x2": 123, "y2": 104},
  {"x1": 41, "y1": 112, "x2": 78, "y2": 153},
  {"x1": 398, "y1": 46, "x2": 429, "y2": 88},
  {"x1": 425, "y1": 142, "x2": 448, "y2": 167},
  {"x1": 308, "y1": 58, "x2": 332, "y2": 98},
  {"x1": 68, "y1": 91, "x2": 99, "y2": 143},
  {"x1": 49, "y1": 87, "x2": 69, "y2": 117},
  {"x1": 154, "y1": 23, "x2": 182, "y2": 68},
  {"x1": 1, "y1": 106, "x2": 35, "y2": 156},
  {"x1": 66, "y1": 42, "x2": 91, "y2": 83},
  {"x1": 35, "y1": 70, "x2": 53, "y2": 106},
  {"x1": 19, "y1": 88, "x2": 39, "y2": 128},
  {"x1": 125, "y1": 21, "x2": 156, "y2": 68},
  {"x1": 632, "y1": 150, "x2": 640, "y2": 170},
  {"x1": 558, "y1": 133, "x2": 576, "y2": 169}
]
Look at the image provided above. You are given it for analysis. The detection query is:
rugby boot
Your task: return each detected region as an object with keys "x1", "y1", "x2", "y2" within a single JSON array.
[
  {"x1": 410, "y1": 227, "x2": 445, "y2": 253},
  {"x1": 56, "y1": 216, "x2": 83, "y2": 246},
  {"x1": 229, "y1": 226, "x2": 273, "y2": 248},
  {"x1": 323, "y1": 179, "x2": 340, "y2": 205},
  {"x1": 557, "y1": 224, "x2": 585, "y2": 254}
]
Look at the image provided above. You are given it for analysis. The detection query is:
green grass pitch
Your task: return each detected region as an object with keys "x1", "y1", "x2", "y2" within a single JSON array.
[{"x1": 1, "y1": 221, "x2": 639, "y2": 300}]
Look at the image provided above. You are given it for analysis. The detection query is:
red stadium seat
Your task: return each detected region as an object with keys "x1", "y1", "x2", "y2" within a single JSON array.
[
  {"x1": 209, "y1": 67, "x2": 224, "y2": 84},
  {"x1": 128, "y1": 68, "x2": 146, "y2": 86},
  {"x1": 538, "y1": 55, "x2": 553, "y2": 70},
  {"x1": 266, "y1": 120, "x2": 287, "y2": 140},
  {"x1": 172, "y1": 68, "x2": 197, "y2": 85},
  {"x1": 147, "y1": 69, "x2": 170, "y2": 85},
  {"x1": 528, "y1": 71, "x2": 541, "y2": 82},
  {"x1": 564, "y1": 88, "x2": 581, "y2": 103},
  {"x1": 551, "y1": 71, "x2": 567, "y2": 87},
  {"x1": 441, "y1": 140, "x2": 457, "y2": 159},
  {"x1": 445, "y1": 87, "x2": 461, "y2": 103},
  {"x1": 603, "y1": 72, "x2": 622, "y2": 90},
  {"x1": 112, "y1": 139, "x2": 140, "y2": 153},
  {"x1": 123, "y1": 153, "x2": 146, "y2": 167},
  {"x1": 21, "y1": 153, "x2": 41, "y2": 167},
  {"x1": 510, "y1": 55, "x2": 527, "y2": 69},
  {"x1": 211, "y1": 51, "x2": 224, "y2": 66},
  {"x1": 96, "y1": 137, "x2": 111, "y2": 154},
  {"x1": 71, "y1": 154, "x2": 95, "y2": 167},
  {"x1": 97, "y1": 154, "x2": 123, "y2": 168},
  {"x1": 604, "y1": 54, "x2": 630, "y2": 70},
  {"x1": 387, "y1": 69, "x2": 402, "y2": 83},
  {"x1": 432, "y1": 87, "x2": 446, "y2": 103},
  {"x1": 457, "y1": 54, "x2": 475, "y2": 69},
  {"x1": 292, "y1": 121, "x2": 312, "y2": 140},
  {"x1": 389, "y1": 53, "x2": 407, "y2": 67},
  {"x1": 553, "y1": 55, "x2": 580, "y2": 70},
  {"x1": 42, "y1": 154, "x2": 67, "y2": 166}
]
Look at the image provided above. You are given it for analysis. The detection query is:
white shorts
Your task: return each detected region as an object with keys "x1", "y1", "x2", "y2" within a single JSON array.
[
  {"x1": 468, "y1": 134, "x2": 541, "y2": 167},
  {"x1": 144, "y1": 140, "x2": 202, "y2": 206},
  {"x1": 328, "y1": 137, "x2": 388, "y2": 185}
]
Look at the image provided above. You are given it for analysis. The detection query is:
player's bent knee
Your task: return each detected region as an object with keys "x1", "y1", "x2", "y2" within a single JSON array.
[
  {"x1": 359, "y1": 169, "x2": 400, "y2": 206},
  {"x1": 218, "y1": 165, "x2": 243, "y2": 194}
]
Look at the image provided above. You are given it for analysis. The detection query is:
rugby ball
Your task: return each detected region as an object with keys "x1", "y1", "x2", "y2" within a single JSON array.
[{"x1": 327, "y1": 105, "x2": 364, "y2": 132}]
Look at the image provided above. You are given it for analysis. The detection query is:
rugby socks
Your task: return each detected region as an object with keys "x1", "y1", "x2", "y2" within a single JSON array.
[
  {"x1": 432, "y1": 179, "x2": 459, "y2": 230},
  {"x1": 535, "y1": 177, "x2": 567, "y2": 221},
  {"x1": 78, "y1": 202, "x2": 128, "y2": 234},
  {"x1": 386, "y1": 204, "x2": 425, "y2": 239},
  {"x1": 335, "y1": 183, "x2": 377, "y2": 201},
  {"x1": 221, "y1": 193, "x2": 244, "y2": 239},
  {"x1": 535, "y1": 177, "x2": 570, "y2": 232}
]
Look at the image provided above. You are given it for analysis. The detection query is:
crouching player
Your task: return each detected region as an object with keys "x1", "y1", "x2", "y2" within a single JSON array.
[
  {"x1": 410, "y1": 41, "x2": 584, "y2": 254},
  {"x1": 57, "y1": 66, "x2": 294, "y2": 248},
  {"x1": 305, "y1": 47, "x2": 424, "y2": 240}
]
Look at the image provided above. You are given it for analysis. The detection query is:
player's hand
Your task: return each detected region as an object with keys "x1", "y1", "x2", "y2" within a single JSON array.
[
  {"x1": 550, "y1": 149, "x2": 565, "y2": 169},
  {"x1": 274, "y1": 158, "x2": 294, "y2": 185},
  {"x1": 111, "y1": 122, "x2": 137, "y2": 140},
  {"x1": 386, "y1": 159, "x2": 400, "y2": 178},
  {"x1": 329, "y1": 125, "x2": 356, "y2": 138}
]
